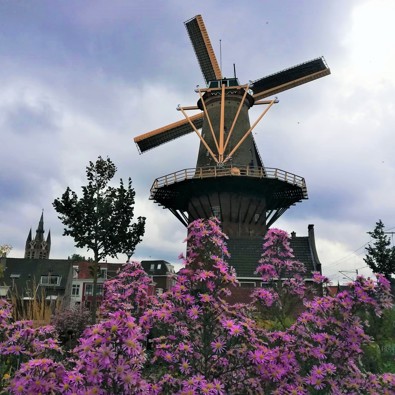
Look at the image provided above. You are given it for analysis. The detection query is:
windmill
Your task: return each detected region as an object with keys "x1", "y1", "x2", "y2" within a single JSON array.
[{"x1": 134, "y1": 15, "x2": 330, "y2": 270}]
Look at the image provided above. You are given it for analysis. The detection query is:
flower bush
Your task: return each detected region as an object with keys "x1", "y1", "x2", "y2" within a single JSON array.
[
  {"x1": 144, "y1": 218, "x2": 267, "y2": 394},
  {"x1": 253, "y1": 228, "x2": 307, "y2": 329},
  {"x1": 100, "y1": 261, "x2": 152, "y2": 321},
  {"x1": 1, "y1": 218, "x2": 394, "y2": 394},
  {"x1": 68, "y1": 310, "x2": 151, "y2": 394},
  {"x1": 51, "y1": 306, "x2": 92, "y2": 349},
  {"x1": 0, "y1": 299, "x2": 62, "y2": 392}
]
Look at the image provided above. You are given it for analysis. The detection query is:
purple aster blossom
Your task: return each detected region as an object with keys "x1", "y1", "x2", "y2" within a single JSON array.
[{"x1": 9, "y1": 359, "x2": 67, "y2": 395}]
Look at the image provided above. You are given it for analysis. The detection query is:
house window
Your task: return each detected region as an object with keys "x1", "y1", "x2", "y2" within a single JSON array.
[
  {"x1": 40, "y1": 275, "x2": 61, "y2": 286},
  {"x1": 73, "y1": 266, "x2": 79, "y2": 279},
  {"x1": 150, "y1": 264, "x2": 155, "y2": 271},
  {"x1": 71, "y1": 284, "x2": 80, "y2": 297},
  {"x1": 99, "y1": 268, "x2": 107, "y2": 279},
  {"x1": 85, "y1": 284, "x2": 103, "y2": 296}
]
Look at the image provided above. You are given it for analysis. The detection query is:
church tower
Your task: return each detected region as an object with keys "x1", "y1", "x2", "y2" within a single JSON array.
[{"x1": 24, "y1": 212, "x2": 51, "y2": 259}]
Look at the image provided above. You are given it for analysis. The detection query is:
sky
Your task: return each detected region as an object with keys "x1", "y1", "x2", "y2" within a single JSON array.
[{"x1": 1, "y1": 0, "x2": 395, "y2": 283}]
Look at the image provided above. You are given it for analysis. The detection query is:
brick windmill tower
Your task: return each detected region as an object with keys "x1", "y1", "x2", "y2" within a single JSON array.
[{"x1": 134, "y1": 15, "x2": 329, "y2": 278}]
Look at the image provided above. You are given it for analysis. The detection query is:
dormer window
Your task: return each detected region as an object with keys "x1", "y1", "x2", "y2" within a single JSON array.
[{"x1": 40, "y1": 275, "x2": 61, "y2": 286}]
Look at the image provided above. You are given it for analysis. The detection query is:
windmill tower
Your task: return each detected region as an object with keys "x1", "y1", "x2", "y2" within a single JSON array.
[{"x1": 134, "y1": 15, "x2": 330, "y2": 275}]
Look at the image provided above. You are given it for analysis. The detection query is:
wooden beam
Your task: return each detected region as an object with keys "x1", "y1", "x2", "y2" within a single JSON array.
[
  {"x1": 178, "y1": 106, "x2": 219, "y2": 163},
  {"x1": 197, "y1": 88, "x2": 219, "y2": 152},
  {"x1": 223, "y1": 85, "x2": 250, "y2": 153},
  {"x1": 224, "y1": 98, "x2": 277, "y2": 163}
]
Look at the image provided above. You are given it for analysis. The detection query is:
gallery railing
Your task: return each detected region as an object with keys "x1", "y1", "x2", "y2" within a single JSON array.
[{"x1": 151, "y1": 165, "x2": 306, "y2": 194}]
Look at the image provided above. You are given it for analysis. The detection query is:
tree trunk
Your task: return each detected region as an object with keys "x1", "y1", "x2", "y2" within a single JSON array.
[{"x1": 91, "y1": 252, "x2": 99, "y2": 324}]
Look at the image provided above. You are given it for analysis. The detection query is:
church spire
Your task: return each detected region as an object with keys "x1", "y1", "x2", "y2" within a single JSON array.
[
  {"x1": 24, "y1": 212, "x2": 51, "y2": 259},
  {"x1": 35, "y1": 210, "x2": 45, "y2": 242}
]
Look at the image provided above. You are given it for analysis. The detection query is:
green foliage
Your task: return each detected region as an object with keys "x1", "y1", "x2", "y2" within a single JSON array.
[
  {"x1": 358, "y1": 306, "x2": 395, "y2": 373},
  {"x1": 53, "y1": 157, "x2": 146, "y2": 262},
  {"x1": 53, "y1": 156, "x2": 146, "y2": 322},
  {"x1": 67, "y1": 253, "x2": 93, "y2": 262},
  {"x1": 0, "y1": 244, "x2": 12, "y2": 258},
  {"x1": 364, "y1": 220, "x2": 395, "y2": 280}
]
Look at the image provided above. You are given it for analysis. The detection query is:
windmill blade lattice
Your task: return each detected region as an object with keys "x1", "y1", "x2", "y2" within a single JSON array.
[
  {"x1": 134, "y1": 113, "x2": 204, "y2": 153},
  {"x1": 184, "y1": 15, "x2": 222, "y2": 84},
  {"x1": 251, "y1": 57, "x2": 330, "y2": 99}
]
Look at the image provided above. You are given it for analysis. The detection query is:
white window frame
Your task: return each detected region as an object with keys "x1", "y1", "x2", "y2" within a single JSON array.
[
  {"x1": 99, "y1": 268, "x2": 107, "y2": 279},
  {"x1": 85, "y1": 283, "x2": 103, "y2": 296},
  {"x1": 85, "y1": 283, "x2": 93, "y2": 296},
  {"x1": 71, "y1": 284, "x2": 80, "y2": 297},
  {"x1": 40, "y1": 275, "x2": 61, "y2": 286}
]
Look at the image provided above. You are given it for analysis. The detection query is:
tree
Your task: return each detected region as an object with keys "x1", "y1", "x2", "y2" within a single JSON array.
[
  {"x1": 364, "y1": 220, "x2": 395, "y2": 280},
  {"x1": 0, "y1": 245, "x2": 12, "y2": 279},
  {"x1": 0, "y1": 244, "x2": 12, "y2": 258},
  {"x1": 67, "y1": 253, "x2": 93, "y2": 262},
  {"x1": 53, "y1": 156, "x2": 146, "y2": 323}
]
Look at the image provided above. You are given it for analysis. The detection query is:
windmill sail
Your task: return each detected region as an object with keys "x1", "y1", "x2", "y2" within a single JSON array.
[
  {"x1": 134, "y1": 113, "x2": 204, "y2": 153},
  {"x1": 184, "y1": 15, "x2": 222, "y2": 84},
  {"x1": 251, "y1": 57, "x2": 330, "y2": 99}
]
